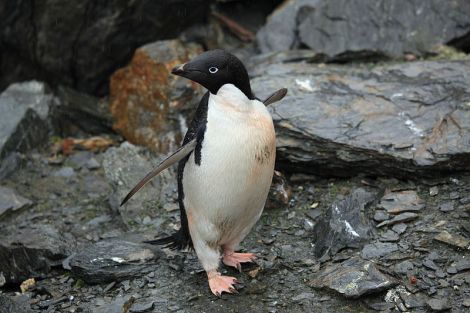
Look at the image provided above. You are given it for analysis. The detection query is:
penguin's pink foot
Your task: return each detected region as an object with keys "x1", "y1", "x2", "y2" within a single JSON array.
[
  {"x1": 223, "y1": 252, "x2": 257, "y2": 271},
  {"x1": 207, "y1": 271, "x2": 238, "y2": 296}
]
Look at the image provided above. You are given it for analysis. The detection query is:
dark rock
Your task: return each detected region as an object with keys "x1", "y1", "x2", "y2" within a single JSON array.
[
  {"x1": 460, "y1": 196, "x2": 470, "y2": 205},
  {"x1": 312, "y1": 188, "x2": 376, "y2": 258},
  {"x1": 394, "y1": 260, "x2": 414, "y2": 275},
  {"x1": 0, "y1": 186, "x2": 32, "y2": 217},
  {"x1": 0, "y1": 224, "x2": 75, "y2": 284},
  {"x1": 400, "y1": 292, "x2": 427, "y2": 309},
  {"x1": 0, "y1": 294, "x2": 32, "y2": 313},
  {"x1": 0, "y1": 1, "x2": 210, "y2": 95},
  {"x1": 251, "y1": 60, "x2": 470, "y2": 178},
  {"x1": 265, "y1": 170, "x2": 291, "y2": 210},
  {"x1": 309, "y1": 257, "x2": 398, "y2": 298},
  {"x1": 434, "y1": 231, "x2": 470, "y2": 250},
  {"x1": 54, "y1": 86, "x2": 113, "y2": 136},
  {"x1": 377, "y1": 212, "x2": 419, "y2": 228},
  {"x1": 109, "y1": 39, "x2": 203, "y2": 153},
  {"x1": 0, "y1": 81, "x2": 56, "y2": 161},
  {"x1": 69, "y1": 238, "x2": 160, "y2": 284},
  {"x1": 362, "y1": 242, "x2": 399, "y2": 259},
  {"x1": 0, "y1": 152, "x2": 23, "y2": 180},
  {"x1": 103, "y1": 142, "x2": 176, "y2": 227},
  {"x1": 365, "y1": 302, "x2": 395, "y2": 311},
  {"x1": 454, "y1": 258, "x2": 470, "y2": 272},
  {"x1": 378, "y1": 190, "x2": 425, "y2": 214},
  {"x1": 423, "y1": 259, "x2": 439, "y2": 271},
  {"x1": 258, "y1": 0, "x2": 470, "y2": 59},
  {"x1": 427, "y1": 298, "x2": 451, "y2": 311},
  {"x1": 439, "y1": 201, "x2": 455, "y2": 212}
]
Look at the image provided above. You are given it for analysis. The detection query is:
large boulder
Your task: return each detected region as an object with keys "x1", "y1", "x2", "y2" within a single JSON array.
[
  {"x1": 109, "y1": 39, "x2": 203, "y2": 153},
  {"x1": 257, "y1": 0, "x2": 470, "y2": 59},
  {"x1": 252, "y1": 60, "x2": 470, "y2": 178},
  {"x1": 0, "y1": 81, "x2": 56, "y2": 161},
  {"x1": 0, "y1": 0, "x2": 210, "y2": 95}
]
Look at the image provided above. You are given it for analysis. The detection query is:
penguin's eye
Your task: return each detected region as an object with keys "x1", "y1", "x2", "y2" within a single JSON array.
[{"x1": 209, "y1": 67, "x2": 218, "y2": 74}]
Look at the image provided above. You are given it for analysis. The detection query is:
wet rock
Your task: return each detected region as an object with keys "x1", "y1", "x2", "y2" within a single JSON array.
[
  {"x1": 434, "y1": 231, "x2": 470, "y2": 250},
  {"x1": 0, "y1": 1, "x2": 210, "y2": 95},
  {"x1": 109, "y1": 39, "x2": 203, "y2": 153},
  {"x1": 0, "y1": 81, "x2": 56, "y2": 161},
  {"x1": 394, "y1": 260, "x2": 414, "y2": 275},
  {"x1": 0, "y1": 294, "x2": 31, "y2": 313},
  {"x1": 362, "y1": 242, "x2": 399, "y2": 259},
  {"x1": 258, "y1": 0, "x2": 470, "y2": 58},
  {"x1": 69, "y1": 238, "x2": 160, "y2": 284},
  {"x1": 312, "y1": 188, "x2": 375, "y2": 258},
  {"x1": 377, "y1": 212, "x2": 419, "y2": 228},
  {"x1": 439, "y1": 201, "x2": 454, "y2": 212},
  {"x1": 378, "y1": 190, "x2": 425, "y2": 214},
  {"x1": 103, "y1": 142, "x2": 176, "y2": 227},
  {"x1": 266, "y1": 170, "x2": 291, "y2": 210},
  {"x1": 0, "y1": 186, "x2": 32, "y2": 217},
  {"x1": 251, "y1": 60, "x2": 470, "y2": 178},
  {"x1": 0, "y1": 224, "x2": 75, "y2": 284},
  {"x1": 427, "y1": 298, "x2": 451, "y2": 311},
  {"x1": 309, "y1": 257, "x2": 398, "y2": 298}
]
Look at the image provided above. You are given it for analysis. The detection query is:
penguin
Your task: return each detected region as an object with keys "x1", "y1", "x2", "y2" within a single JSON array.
[{"x1": 121, "y1": 49, "x2": 287, "y2": 296}]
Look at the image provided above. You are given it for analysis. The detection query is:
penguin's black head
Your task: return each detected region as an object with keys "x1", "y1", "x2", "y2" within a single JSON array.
[{"x1": 172, "y1": 49, "x2": 254, "y2": 99}]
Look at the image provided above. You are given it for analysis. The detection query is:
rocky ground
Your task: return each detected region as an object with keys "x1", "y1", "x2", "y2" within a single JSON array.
[{"x1": 1, "y1": 1, "x2": 470, "y2": 312}]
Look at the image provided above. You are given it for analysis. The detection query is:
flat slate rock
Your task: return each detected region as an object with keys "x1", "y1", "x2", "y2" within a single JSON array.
[
  {"x1": 312, "y1": 188, "x2": 376, "y2": 258},
  {"x1": 0, "y1": 294, "x2": 32, "y2": 313},
  {"x1": 0, "y1": 224, "x2": 75, "y2": 284},
  {"x1": 378, "y1": 190, "x2": 425, "y2": 214},
  {"x1": 0, "y1": 81, "x2": 55, "y2": 161},
  {"x1": 309, "y1": 257, "x2": 398, "y2": 298},
  {"x1": 69, "y1": 238, "x2": 160, "y2": 284},
  {"x1": 251, "y1": 60, "x2": 470, "y2": 178},
  {"x1": 258, "y1": 0, "x2": 470, "y2": 58},
  {"x1": 0, "y1": 186, "x2": 32, "y2": 217}
]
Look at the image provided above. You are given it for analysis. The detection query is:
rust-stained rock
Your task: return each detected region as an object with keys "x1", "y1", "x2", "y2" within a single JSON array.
[{"x1": 109, "y1": 40, "x2": 203, "y2": 154}]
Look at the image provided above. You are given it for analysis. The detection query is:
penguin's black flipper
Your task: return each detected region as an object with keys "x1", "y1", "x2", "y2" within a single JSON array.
[
  {"x1": 120, "y1": 139, "x2": 197, "y2": 206},
  {"x1": 263, "y1": 88, "x2": 288, "y2": 106}
]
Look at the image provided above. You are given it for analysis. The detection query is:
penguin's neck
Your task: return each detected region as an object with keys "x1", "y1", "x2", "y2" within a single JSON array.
[{"x1": 210, "y1": 84, "x2": 252, "y2": 113}]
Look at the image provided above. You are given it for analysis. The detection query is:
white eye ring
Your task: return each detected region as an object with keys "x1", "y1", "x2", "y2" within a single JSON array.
[{"x1": 209, "y1": 67, "x2": 218, "y2": 74}]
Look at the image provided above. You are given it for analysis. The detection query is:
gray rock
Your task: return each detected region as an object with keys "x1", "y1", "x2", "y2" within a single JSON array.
[
  {"x1": 0, "y1": 186, "x2": 32, "y2": 217},
  {"x1": 86, "y1": 157, "x2": 101, "y2": 170},
  {"x1": 52, "y1": 166, "x2": 75, "y2": 178},
  {"x1": 439, "y1": 201, "x2": 454, "y2": 212},
  {"x1": 0, "y1": 294, "x2": 32, "y2": 313},
  {"x1": 434, "y1": 231, "x2": 470, "y2": 250},
  {"x1": 373, "y1": 210, "x2": 389, "y2": 222},
  {"x1": 0, "y1": 81, "x2": 56, "y2": 161},
  {"x1": 377, "y1": 212, "x2": 419, "y2": 228},
  {"x1": 394, "y1": 260, "x2": 414, "y2": 275},
  {"x1": 427, "y1": 298, "x2": 451, "y2": 311},
  {"x1": 69, "y1": 238, "x2": 160, "y2": 284},
  {"x1": 102, "y1": 142, "x2": 176, "y2": 227},
  {"x1": 362, "y1": 242, "x2": 399, "y2": 259},
  {"x1": 258, "y1": 0, "x2": 470, "y2": 59},
  {"x1": 68, "y1": 151, "x2": 93, "y2": 169},
  {"x1": 130, "y1": 301, "x2": 155, "y2": 313},
  {"x1": 309, "y1": 257, "x2": 398, "y2": 298},
  {"x1": 0, "y1": 1, "x2": 210, "y2": 95},
  {"x1": 0, "y1": 224, "x2": 75, "y2": 284},
  {"x1": 312, "y1": 188, "x2": 376, "y2": 258},
  {"x1": 0, "y1": 152, "x2": 23, "y2": 180},
  {"x1": 380, "y1": 230, "x2": 399, "y2": 242},
  {"x1": 378, "y1": 190, "x2": 425, "y2": 214},
  {"x1": 429, "y1": 186, "x2": 439, "y2": 196},
  {"x1": 251, "y1": 60, "x2": 470, "y2": 178},
  {"x1": 392, "y1": 223, "x2": 408, "y2": 234},
  {"x1": 455, "y1": 258, "x2": 470, "y2": 272}
]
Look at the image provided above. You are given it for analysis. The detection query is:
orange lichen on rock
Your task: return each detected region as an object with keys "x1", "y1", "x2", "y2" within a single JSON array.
[{"x1": 109, "y1": 40, "x2": 202, "y2": 153}]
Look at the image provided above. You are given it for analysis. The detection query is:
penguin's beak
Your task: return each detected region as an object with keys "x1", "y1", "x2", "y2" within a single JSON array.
[{"x1": 171, "y1": 63, "x2": 186, "y2": 76}]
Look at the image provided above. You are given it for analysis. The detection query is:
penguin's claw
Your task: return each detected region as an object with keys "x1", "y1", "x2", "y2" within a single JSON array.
[
  {"x1": 223, "y1": 252, "x2": 257, "y2": 271},
  {"x1": 207, "y1": 272, "x2": 238, "y2": 296}
]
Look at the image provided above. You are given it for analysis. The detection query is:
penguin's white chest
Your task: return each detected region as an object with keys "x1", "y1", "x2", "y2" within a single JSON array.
[{"x1": 183, "y1": 84, "x2": 275, "y2": 243}]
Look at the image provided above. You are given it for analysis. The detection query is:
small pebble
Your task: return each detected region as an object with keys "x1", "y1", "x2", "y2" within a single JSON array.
[{"x1": 429, "y1": 186, "x2": 439, "y2": 196}]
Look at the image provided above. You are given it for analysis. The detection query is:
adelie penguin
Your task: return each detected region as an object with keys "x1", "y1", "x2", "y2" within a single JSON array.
[{"x1": 121, "y1": 49, "x2": 287, "y2": 296}]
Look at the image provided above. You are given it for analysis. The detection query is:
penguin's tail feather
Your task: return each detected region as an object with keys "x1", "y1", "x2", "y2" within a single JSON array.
[{"x1": 144, "y1": 229, "x2": 193, "y2": 251}]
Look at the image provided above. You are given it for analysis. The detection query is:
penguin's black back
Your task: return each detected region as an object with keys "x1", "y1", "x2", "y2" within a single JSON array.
[{"x1": 146, "y1": 92, "x2": 210, "y2": 250}]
